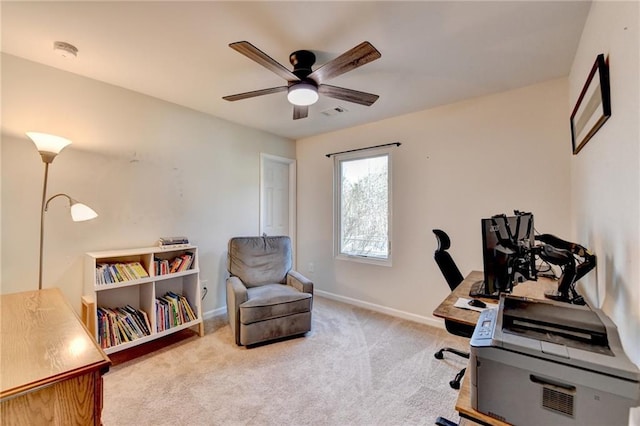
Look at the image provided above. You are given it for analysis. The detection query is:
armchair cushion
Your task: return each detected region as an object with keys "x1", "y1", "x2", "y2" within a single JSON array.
[{"x1": 240, "y1": 284, "x2": 312, "y2": 324}]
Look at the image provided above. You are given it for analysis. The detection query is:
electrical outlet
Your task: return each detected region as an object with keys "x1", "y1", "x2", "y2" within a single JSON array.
[
  {"x1": 200, "y1": 279, "x2": 209, "y2": 300},
  {"x1": 308, "y1": 262, "x2": 314, "y2": 273}
]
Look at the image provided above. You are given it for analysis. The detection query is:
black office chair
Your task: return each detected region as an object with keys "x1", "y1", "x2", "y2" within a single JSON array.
[{"x1": 432, "y1": 229, "x2": 474, "y2": 390}]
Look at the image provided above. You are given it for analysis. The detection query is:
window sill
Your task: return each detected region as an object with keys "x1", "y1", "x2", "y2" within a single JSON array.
[{"x1": 335, "y1": 253, "x2": 392, "y2": 267}]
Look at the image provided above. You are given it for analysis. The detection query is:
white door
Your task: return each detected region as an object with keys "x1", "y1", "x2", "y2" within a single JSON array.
[{"x1": 260, "y1": 154, "x2": 296, "y2": 240}]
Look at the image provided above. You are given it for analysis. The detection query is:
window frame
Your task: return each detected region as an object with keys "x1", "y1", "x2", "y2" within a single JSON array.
[{"x1": 333, "y1": 146, "x2": 393, "y2": 267}]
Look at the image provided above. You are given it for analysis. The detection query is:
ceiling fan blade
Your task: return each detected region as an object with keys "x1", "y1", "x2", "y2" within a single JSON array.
[
  {"x1": 319, "y1": 84, "x2": 379, "y2": 106},
  {"x1": 229, "y1": 41, "x2": 299, "y2": 82},
  {"x1": 223, "y1": 86, "x2": 288, "y2": 102},
  {"x1": 308, "y1": 41, "x2": 381, "y2": 84},
  {"x1": 293, "y1": 105, "x2": 309, "y2": 120}
]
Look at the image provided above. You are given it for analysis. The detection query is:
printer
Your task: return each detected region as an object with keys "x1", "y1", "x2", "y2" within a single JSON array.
[{"x1": 470, "y1": 295, "x2": 639, "y2": 425}]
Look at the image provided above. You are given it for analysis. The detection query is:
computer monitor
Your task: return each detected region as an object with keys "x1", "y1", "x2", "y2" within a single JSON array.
[{"x1": 471, "y1": 212, "x2": 536, "y2": 298}]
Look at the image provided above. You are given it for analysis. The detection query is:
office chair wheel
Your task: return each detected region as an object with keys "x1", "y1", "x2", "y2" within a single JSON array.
[
  {"x1": 449, "y1": 379, "x2": 461, "y2": 390},
  {"x1": 434, "y1": 349, "x2": 444, "y2": 360}
]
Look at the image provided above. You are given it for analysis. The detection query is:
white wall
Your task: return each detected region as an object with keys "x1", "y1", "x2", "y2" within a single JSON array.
[
  {"x1": 569, "y1": 2, "x2": 639, "y2": 420},
  {"x1": 1, "y1": 54, "x2": 295, "y2": 315},
  {"x1": 296, "y1": 78, "x2": 572, "y2": 324}
]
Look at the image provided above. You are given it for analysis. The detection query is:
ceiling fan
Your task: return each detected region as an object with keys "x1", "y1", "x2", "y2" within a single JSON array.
[{"x1": 223, "y1": 41, "x2": 381, "y2": 120}]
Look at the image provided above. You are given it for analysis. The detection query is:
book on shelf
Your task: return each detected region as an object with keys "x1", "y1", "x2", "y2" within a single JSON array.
[
  {"x1": 109, "y1": 265, "x2": 123, "y2": 283},
  {"x1": 97, "y1": 305, "x2": 152, "y2": 348},
  {"x1": 154, "y1": 252, "x2": 194, "y2": 276},
  {"x1": 159, "y1": 236, "x2": 189, "y2": 244},
  {"x1": 153, "y1": 258, "x2": 169, "y2": 275},
  {"x1": 177, "y1": 253, "x2": 194, "y2": 271},
  {"x1": 158, "y1": 244, "x2": 190, "y2": 250},
  {"x1": 169, "y1": 257, "x2": 183, "y2": 274},
  {"x1": 157, "y1": 236, "x2": 190, "y2": 250},
  {"x1": 118, "y1": 305, "x2": 151, "y2": 337},
  {"x1": 130, "y1": 262, "x2": 150, "y2": 278},
  {"x1": 95, "y1": 261, "x2": 150, "y2": 285},
  {"x1": 115, "y1": 264, "x2": 132, "y2": 281},
  {"x1": 155, "y1": 291, "x2": 197, "y2": 332}
]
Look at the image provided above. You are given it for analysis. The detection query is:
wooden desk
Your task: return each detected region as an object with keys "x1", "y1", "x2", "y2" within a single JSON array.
[
  {"x1": 433, "y1": 271, "x2": 559, "y2": 426},
  {"x1": 433, "y1": 270, "x2": 558, "y2": 327},
  {"x1": 1, "y1": 288, "x2": 111, "y2": 426}
]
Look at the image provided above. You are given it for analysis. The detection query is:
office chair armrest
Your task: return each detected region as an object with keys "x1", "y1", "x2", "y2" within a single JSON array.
[{"x1": 287, "y1": 270, "x2": 314, "y2": 295}]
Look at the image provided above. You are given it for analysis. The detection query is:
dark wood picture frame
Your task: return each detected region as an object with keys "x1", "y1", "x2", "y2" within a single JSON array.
[{"x1": 570, "y1": 54, "x2": 611, "y2": 155}]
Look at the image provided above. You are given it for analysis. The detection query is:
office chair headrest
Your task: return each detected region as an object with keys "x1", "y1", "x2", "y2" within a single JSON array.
[{"x1": 432, "y1": 229, "x2": 451, "y2": 252}]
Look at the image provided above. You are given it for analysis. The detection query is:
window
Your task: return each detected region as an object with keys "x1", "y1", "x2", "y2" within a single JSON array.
[{"x1": 334, "y1": 147, "x2": 392, "y2": 265}]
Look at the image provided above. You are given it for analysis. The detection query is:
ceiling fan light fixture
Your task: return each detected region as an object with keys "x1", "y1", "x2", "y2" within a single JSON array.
[
  {"x1": 287, "y1": 82, "x2": 319, "y2": 106},
  {"x1": 224, "y1": 41, "x2": 381, "y2": 119}
]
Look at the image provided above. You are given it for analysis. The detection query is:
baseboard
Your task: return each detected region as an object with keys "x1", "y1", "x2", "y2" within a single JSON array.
[
  {"x1": 202, "y1": 306, "x2": 226, "y2": 320},
  {"x1": 201, "y1": 293, "x2": 446, "y2": 330},
  {"x1": 315, "y1": 289, "x2": 444, "y2": 330}
]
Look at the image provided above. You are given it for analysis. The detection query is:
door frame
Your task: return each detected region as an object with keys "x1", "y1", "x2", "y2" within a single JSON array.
[{"x1": 259, "y1": 153, "x2": 297, "y2": 261}]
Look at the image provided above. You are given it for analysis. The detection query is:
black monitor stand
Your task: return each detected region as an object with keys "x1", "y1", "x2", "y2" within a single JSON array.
[{"x1": 469, "y1": 279, "x2": 511, "y2": 299}]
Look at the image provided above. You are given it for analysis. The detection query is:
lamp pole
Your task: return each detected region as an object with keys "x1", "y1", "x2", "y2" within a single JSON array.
[{"x1": 38, "y1": 162, "x2": 51, "y2": 290}]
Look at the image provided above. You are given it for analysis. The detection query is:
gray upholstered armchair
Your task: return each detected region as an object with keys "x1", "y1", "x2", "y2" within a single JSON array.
[{"x1": 226, "y1": 236, "x2": 313, "y2": 346}]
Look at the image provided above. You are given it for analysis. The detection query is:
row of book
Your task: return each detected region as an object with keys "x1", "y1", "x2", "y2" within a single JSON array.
[
  {"x1": 97, "y1": 305, "x2": 152, "y2": 349},
  {"x1": 95, "y1": 262, "x2": 149, "y2": 285},
  {"x1": 153, "y1": 252, "x2": 194, "y2": 275},
  {"x1": 156, "y1": 292, "x2": 198, "y2": 332}
]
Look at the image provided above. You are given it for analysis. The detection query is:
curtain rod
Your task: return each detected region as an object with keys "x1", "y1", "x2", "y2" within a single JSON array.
[{"x1": 325, "y1": 142, "x2": 401, "y2": 158}]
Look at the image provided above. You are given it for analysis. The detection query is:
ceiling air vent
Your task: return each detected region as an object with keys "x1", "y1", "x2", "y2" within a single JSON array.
[{"x1": 321, "y1": 106, "x2": 348, "y2": 117}]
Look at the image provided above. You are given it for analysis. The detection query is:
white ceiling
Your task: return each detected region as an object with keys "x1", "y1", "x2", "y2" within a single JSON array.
[{"x1": 1, "y1": 1, "x2": 592, "y2": 140}]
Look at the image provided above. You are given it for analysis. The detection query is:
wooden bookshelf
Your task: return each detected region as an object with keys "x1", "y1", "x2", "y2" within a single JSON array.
[{"x1": 83, "y1": 245, "x2": 204, "y2": 354}]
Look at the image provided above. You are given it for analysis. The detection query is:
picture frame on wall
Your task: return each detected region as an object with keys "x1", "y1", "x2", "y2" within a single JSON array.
[{"x1": 570, "y1": 53, "x2": 611, "y2": 155}]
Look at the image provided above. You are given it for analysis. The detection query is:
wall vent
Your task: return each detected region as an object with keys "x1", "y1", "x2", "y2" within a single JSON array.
[{"x1": 321, "y1": 106, "x2": 348, "y2": 116}]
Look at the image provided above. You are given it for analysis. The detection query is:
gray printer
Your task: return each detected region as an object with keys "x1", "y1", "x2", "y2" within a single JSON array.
[{"x1": 470, "y1": 295, "x2": 639, "y2": 425}]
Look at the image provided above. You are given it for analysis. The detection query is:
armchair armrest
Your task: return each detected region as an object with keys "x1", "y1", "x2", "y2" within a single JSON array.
[
  {"x1": 226, "y1": 276, "x2": 248, "y2": 345},
  {"x1": 287, "y1": 270, "x2": 314, "y2": 295}
]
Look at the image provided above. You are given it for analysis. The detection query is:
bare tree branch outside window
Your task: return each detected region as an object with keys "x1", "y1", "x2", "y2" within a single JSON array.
[{"x1": 340, "y1": 155, "x2": 388, "y2": 258}]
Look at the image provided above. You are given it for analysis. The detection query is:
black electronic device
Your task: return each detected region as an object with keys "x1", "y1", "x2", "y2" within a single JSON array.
[
  {"x1": 468, "y1": 299, "x2": 487, "y2": 309},
  {"x1": 470, "y1": 211, "x2": 536, "y2": 298}
]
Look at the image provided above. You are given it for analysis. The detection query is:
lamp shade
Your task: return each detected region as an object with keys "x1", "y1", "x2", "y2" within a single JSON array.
[
  {"x1": 287, "y1": 82, "x2": 319, "y2": 106},
  {"x1": 70, "y1": 200, "x2": 98, "y2": 222},
  {"x1": 27, "y1": 132, "x2": 72, "y2": 163},
  {"x1": 27, "y1": 132, "x2": 72, "y2": 153}
]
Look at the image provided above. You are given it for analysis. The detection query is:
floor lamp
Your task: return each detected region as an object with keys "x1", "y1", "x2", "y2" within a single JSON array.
[{"x1": 27, "y1": 132, "x2": 99, "y2": 290}]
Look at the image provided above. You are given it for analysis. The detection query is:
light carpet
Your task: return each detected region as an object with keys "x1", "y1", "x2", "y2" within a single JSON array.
[{"x1": 102, "y1": 296, "x2": 469, "y2": 425}]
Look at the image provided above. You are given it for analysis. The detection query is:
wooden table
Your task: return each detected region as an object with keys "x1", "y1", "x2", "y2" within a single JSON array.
[
  {"x1": 433, "y1": 271, "x2": 559, "y2": 426},
  {"x1": 433, "y1": 270, "x2": 558, "y2": 327},
  {"x1": 1, "y1": 288, "x2": 111, "y2": 425}
]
